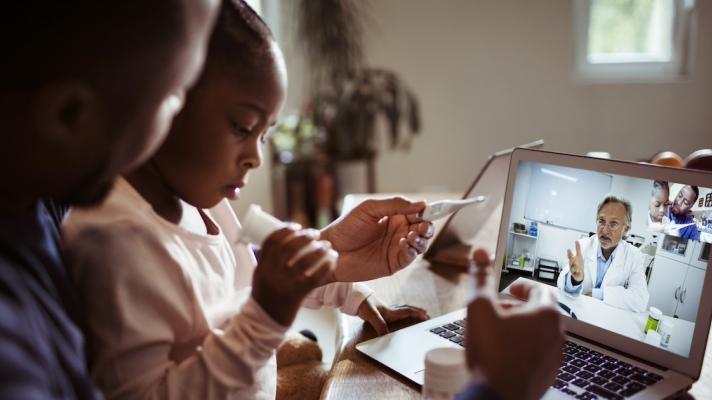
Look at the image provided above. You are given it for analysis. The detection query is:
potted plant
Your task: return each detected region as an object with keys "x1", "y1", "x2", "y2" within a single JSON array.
[
  {"x1": 294, "y1": 0, "x2": 421, "y2": 191},
  {"x1": 269, "y1": 0, "x2": 422, "y2": 227}
]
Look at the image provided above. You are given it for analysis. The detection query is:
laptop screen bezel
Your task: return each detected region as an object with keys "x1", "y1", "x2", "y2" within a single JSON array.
[{"x1": 496, "y1": 148, "x2": 712, "y2": 378}]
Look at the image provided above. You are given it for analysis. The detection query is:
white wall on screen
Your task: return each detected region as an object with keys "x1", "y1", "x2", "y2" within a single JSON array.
[
  {"x1": 609, "y1": 175, "x2": 655, "y2": 238},
  {"x1": 535, "y1": 224, "x2": 588, "y2": 268},
  {"x1": 523, "y1": 165, "x2": 612, "y2": 232}
]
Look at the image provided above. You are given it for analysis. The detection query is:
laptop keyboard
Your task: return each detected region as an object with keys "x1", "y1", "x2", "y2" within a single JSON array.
[
  {"x1": 428, "y1": 319, "x2": 466, "y2": 346},
  {"x1": 553, "y1": 340, "x2": 662, "y2": 399},
  {"x1": 428, "y1": 323, "x2": 663, "y2": 399}
]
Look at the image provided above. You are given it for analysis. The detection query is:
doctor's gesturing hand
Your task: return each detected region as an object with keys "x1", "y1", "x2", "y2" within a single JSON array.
[
  {"x1": 464, "y1": 249, "x2": 564, "y2": 400},
  {"x1": 567, "y1": 241, "x2": 585, "y2": 283}
]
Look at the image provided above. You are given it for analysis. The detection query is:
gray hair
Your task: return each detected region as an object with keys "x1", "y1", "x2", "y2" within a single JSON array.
[{"x1": 597, "y1": 195, "x2": 632, "y2": 229}]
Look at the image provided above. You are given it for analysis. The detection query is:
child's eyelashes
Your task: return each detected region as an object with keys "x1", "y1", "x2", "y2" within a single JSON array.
[
  {"x1": 229, "y1": 118, "x2": 272, "y2": 144},
  {"x1": 229, "y1": 120, "x2": 253, "y2": 138}
]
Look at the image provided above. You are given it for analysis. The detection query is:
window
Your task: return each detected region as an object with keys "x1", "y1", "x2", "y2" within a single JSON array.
[{"x1": 573, "y1": 0, "x2": 696, "y2": 82}]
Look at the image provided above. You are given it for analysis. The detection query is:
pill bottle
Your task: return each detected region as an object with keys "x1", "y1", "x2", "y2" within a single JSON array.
[{"x1": 644, "y1": 307, "x2": 662, "y2": 334}]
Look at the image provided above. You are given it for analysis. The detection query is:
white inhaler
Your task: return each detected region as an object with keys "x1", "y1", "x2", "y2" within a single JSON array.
[{"x1": 238, "y1": 205, "x2": 338, "y2": 275}]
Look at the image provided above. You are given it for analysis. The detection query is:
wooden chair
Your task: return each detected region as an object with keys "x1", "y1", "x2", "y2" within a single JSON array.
[
  {"x1": 684, "y1": 149, "x2": 712, "y2": 172},
  {"x1": 650, "y1": 151, "x2": 685, "y2": 168}
]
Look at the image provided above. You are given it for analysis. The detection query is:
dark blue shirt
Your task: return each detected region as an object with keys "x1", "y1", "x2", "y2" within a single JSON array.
[
  {"x1": 456, "y1": 383, "x2": 501, "y2": 400},
  {"x1": 0, "y1": 200, "x2": 99, "y2": 399}
]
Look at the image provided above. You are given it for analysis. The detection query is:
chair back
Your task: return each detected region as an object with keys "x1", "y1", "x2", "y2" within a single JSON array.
[
  {"x1": 650, "y1": 151, "x2": 685, "y2": 168},
  {"x1": 684, "y1": 149, "x2": 712, "y2": 172}
]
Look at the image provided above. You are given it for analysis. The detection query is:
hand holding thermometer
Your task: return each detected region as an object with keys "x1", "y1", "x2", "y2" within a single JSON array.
[{"x1": 417, "y1": 195, "x2": 487, "y2": 222}]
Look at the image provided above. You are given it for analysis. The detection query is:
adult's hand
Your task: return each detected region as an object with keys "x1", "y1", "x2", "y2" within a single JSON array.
[
  {"x1": 567, "y1": 241, "x2": 585, "y2": 283},
  {"x1": 465, "y1": 249, "x2": 564, "y2": 400},
  {"x1": 320, "y1": 197, "x2": 433, "y2": 282}
]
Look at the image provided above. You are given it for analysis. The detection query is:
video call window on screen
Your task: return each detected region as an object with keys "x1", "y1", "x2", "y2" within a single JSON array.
[{"x1": 502, "y1": 161, "x2": 711, "y2": 358}]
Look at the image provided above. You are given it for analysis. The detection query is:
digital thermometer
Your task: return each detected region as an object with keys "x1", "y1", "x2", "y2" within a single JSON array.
[{"x1": 417, "y1": 196, "x2": 487, "y2": 222}]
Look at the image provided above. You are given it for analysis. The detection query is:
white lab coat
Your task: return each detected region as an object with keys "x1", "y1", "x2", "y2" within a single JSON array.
[{"x1": 557, "y1": 235, "x2": 649, "y2": 313}]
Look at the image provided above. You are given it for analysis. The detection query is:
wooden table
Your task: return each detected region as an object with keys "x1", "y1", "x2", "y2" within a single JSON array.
[{"x1": 320, "y1": 194, "x2": 712, "y2": 399}]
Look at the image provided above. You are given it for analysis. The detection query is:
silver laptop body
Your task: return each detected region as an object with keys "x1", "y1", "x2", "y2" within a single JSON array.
[{"x1": 357, "y1": 148, "x2": 712, "y2": 400}]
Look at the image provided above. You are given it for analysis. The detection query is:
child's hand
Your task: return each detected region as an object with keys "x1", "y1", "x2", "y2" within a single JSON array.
[
  {"x1": 356, "y1": 295, "x2": 429, "y2": 336},
  {"x1": 252, "y1": 226, "x2": 337, "y2": 327}
]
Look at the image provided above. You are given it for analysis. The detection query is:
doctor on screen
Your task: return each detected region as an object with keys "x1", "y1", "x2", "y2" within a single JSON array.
[{"x1": 557, "y1": 195, "x2": 649, "y2": 313}]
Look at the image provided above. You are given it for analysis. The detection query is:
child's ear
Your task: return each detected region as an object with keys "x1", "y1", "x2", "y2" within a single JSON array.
[{"x1": 34, "y1": 81, "x2": 103, "y2": 149}]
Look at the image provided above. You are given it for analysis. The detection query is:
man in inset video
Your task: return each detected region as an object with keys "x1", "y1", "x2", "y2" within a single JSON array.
[{"x1": 557, "y1": 196, "x2": 649, "y2": 313}]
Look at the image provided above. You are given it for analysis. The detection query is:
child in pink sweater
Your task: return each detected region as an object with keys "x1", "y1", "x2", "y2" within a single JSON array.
[{"x1": 64, "y1": 1, "x2": 433, "y2": 399}]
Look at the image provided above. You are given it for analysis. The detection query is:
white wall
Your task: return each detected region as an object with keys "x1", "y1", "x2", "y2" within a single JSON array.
[{"x1": 233, "y1": 0, "x2": 712, "y2": 220}]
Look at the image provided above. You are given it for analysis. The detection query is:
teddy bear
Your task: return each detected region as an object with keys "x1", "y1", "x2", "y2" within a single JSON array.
[{"x1": 276, "y1": 330, "x2": 330, "y2": 400}]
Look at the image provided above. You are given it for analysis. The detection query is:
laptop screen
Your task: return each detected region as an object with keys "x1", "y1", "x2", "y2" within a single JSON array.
[{"x1": 500, "y1": 160, "x2": 712, "y2": 358}]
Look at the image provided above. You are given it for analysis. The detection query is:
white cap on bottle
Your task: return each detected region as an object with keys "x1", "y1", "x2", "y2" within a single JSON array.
[
  {"x1": 239, "y1": 204, "x2": 286, "y2": 245},
  {"x1": 649, "y1": 307, "x2": 662, "y2": 320},
  {"x1": 423, "y1": 347, "x2": 469, "y2": 399}
]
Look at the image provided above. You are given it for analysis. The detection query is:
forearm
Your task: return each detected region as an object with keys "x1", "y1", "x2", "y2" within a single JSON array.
[
  {"x1": 315, "y1": 226, "x2": 346, "y2": 284},
  {"x1": 100, "y1": 297, "x2": 287, "y2": 400},
  {"x1": 303, "y1": 282, "x2": 374, "y2": 315}
]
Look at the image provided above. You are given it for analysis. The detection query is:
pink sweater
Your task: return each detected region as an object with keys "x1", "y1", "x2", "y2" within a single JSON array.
[{"x1": 64, "y1": 178, "x2": 372, "y2": 399}]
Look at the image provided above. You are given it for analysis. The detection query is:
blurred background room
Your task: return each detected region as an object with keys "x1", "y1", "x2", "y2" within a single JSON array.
[
  {"x1": 241, "y1": 0, "x2": 711, "y2": 370},
  {"x1": 242, "y1": 0, "x2": 710, "y2": 226}
]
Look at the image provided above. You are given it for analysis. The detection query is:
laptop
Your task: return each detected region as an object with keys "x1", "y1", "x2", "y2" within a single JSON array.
[
  {"x1": 357, "y1": 148, "x2": 712, "y2": 399},
  {"x1": 354, "y1": 140, "x2": 543, "y2": 383}
]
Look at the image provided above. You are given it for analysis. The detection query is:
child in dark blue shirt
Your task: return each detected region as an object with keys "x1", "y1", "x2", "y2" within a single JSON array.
[
  {"x1": 0, "y1": 2, "x2": 218, "y2": 398},
  {"x1": 666, "y1": 185, "x2": 700, "y2": 241}
]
